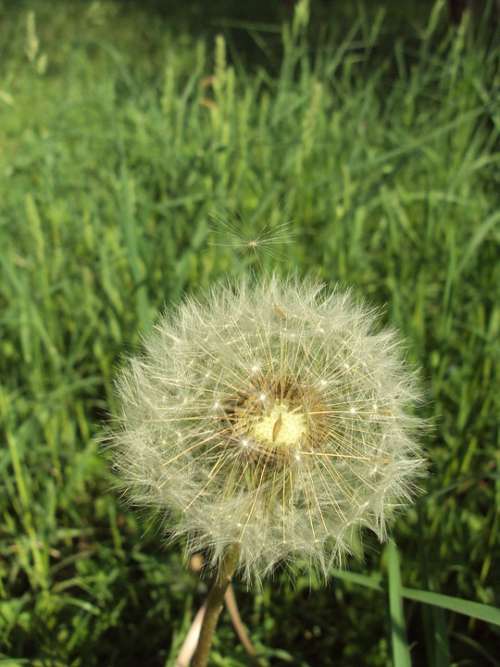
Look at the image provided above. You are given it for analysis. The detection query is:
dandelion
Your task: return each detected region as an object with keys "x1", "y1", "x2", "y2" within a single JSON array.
[{"x1": 111, "y1": 276, "x2": 424, "y2": 666}]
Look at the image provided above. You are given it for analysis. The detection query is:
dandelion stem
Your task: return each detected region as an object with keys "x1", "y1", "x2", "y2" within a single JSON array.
[{"x1": 192, "y1": 543, "x2": 241, "y2": 667}]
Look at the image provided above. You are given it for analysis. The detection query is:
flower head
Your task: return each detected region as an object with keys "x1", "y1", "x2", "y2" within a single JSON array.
[{"x1": 112, "y1": 277, "x2": 424, "y2": 582}]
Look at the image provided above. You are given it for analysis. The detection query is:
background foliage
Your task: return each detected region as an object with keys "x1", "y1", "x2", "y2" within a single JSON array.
[{"x1": 0, "y1": 0, "x2": 498, "y2": 665}]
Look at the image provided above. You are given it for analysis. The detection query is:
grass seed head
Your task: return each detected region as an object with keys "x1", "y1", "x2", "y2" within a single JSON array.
[{"x1": 112, "y1": 276, "x2": 425, "y2": 583}]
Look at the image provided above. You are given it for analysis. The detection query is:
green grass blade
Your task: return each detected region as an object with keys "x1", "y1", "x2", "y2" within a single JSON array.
[
  {"x1": 455, "y1": 211, "x2": 500, "y2": 277},
  {"x1": 427, "y1": 606, "x2": 451, "y2": 667},
  {"x1": 401, "y1": 588, "x2": 500, "y2": 627},
  {"x1": 416, "y1": 506, "x2": 451, "y2": 667},
  {"x1": 386, "y1": 540, "x2": 412, "y2": 667},
  {"x1": 331, "y1": 568, "x2": 383, "y2": 591}
]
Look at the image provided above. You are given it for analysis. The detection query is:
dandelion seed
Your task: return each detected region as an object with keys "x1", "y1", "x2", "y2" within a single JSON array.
[
  {"x1": 111, "y1": 276, "x2": 425, "y2": 587},
  {"x1": 209, "y1": 213, "x2": 295, "y2": 265}
]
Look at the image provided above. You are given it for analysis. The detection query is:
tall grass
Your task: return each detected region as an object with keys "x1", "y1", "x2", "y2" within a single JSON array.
[{"x1": 0, "y1": 1, "x2": 498, "y2": 664}]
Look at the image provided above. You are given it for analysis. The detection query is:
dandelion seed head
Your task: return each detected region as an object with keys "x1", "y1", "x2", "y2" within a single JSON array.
[{"x1": 111, "y1": 276, "x2": 425, "y2": 583}]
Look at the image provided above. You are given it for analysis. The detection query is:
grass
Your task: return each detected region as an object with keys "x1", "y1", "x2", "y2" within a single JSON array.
[{"x1": 0, "y1": 0, "x2": 499, "y2": 664}]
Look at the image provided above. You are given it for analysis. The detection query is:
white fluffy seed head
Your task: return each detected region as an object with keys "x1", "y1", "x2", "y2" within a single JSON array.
[{"x1": 111, "y1": 276, "x2": 425, "y2": 584}]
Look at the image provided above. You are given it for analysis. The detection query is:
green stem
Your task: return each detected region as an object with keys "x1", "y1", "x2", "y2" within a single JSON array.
[{"x1": 192, "y1": 544, "x2": 240, "y2": 667}]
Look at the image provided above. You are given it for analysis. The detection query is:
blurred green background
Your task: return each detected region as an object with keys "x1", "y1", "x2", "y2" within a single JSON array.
[{"x1": 0, "y1": 0, "x2": 499, "y2": 665}]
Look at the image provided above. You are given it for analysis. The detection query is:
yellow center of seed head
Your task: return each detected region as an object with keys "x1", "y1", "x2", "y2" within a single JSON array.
[{"x1": 252, "y1": 402, "x2": 307, "y2": 449}]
